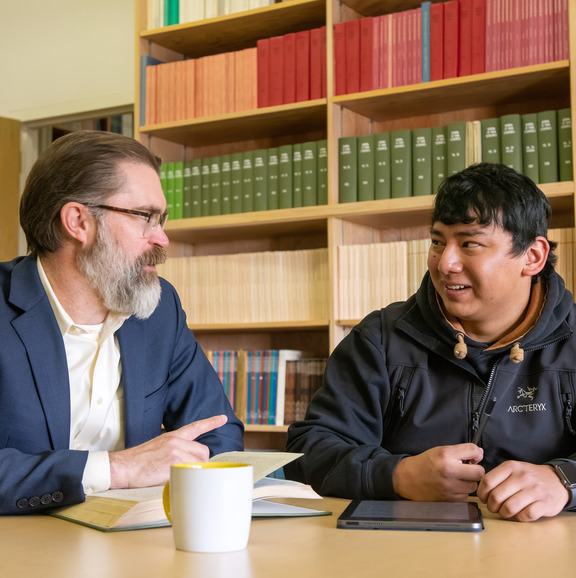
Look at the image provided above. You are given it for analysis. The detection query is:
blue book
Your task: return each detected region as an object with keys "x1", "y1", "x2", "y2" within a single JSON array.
[
  {"x1": 139, "y1": 55, "x2": 163, "y2": 126},
  {"x1": 421, "y1": 2, "x2": 431, "y2": 83}
]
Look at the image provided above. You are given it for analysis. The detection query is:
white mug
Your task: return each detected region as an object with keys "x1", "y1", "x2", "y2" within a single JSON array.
[{"x1": 163, "y1": 462, "x2": 253, "y2": 553}]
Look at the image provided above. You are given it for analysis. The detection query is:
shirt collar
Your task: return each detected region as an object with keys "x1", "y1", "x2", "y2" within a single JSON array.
[{"x1": 37, "y1": 256, "x2": 128, "y2": 342}]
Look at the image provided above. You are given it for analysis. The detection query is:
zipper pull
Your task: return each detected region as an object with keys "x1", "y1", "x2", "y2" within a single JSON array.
[
  {"x1": 471, "y1": 411, "x2": 480, "y2": 438},
  {"x1": 397, "y1": 387, "x2": 406, "y2": 418},
  {"x1": 562, "y1": 393, "x2": 576, "y2": 436}
]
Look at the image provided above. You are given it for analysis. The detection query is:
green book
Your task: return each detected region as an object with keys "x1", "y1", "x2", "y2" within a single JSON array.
[
  {"x1": 521, "y1": 113, "x2": 539, "y2": 183},
  {"x1": 278, "y1": 144, "x2": 293, "y2": 209},
  {"x1": 200, "y1": 159, "x2": 211, "y2": 217},
  {"x1": 317, "y1": 139, "x2": 328, "y2": 205},
  {"x1": 292, "y1": 144, "x2": 303, "y2": 208},
  {"x1": 220, "y1": 154, "x2": 232, "y2": 214},
  {"x1": 431, "y1": 125, "x2": 447, "y2": 193},
  {"x1": 190, "y1": 159, "x2": 202, "y2": 218},
  {"x1": 446, "y1": 122, "x2": 467, "y2": 176},
  {"x1": 172, "y1": 162, "x2": 184, "y2": 220},
  {"x1": 253, "y1": 149, "x2": 268, "y2": 211},
  {"x1": 412, "y1": 127, "x2": 432, "y2": 196},
  {"x1": 209, "y1": 156, "x2": 222, "y2": 216},
  {"x1": 230, "y1": 152, "x2": 243, "y2": 213},
  {"x1": 357, "y1": 134, "x2": 375, "y2": 201},
  {"x1": 182, "y1": 160, "x2": 193, "y2": 219},
  {"x1": 374, "y1": 132, "x2": 391, "y2": 200},
  {"x1": 390, "y1": 129, "x2": 412, "y2": 198},
  {"x1": 480, "y1": 118, "x2": 501, "y2": 164},
  {"x1": 164, "y1": 162, "x2": 175, "y2": 216},
  {"x1": 302, "y1": 141, "x2": 318, "y2": 207},
  {"x1": 537, "y1": 110, "x2": 559, "y2": 183},
  {"x1": 500, "y1": 114, "x2": 523, "y2": 173},
  {"x1": 159, "y1": 163, "x2": 168, "y2": 205},
  {"x1": 267, "y1": 147, "x2": 280, "y2": 210},
  {"x1": 557, "y1": 108, "x2": 573, "y2": 182},
  {"x1": 242, "y1": 150, "x2": 255, "y2": 213},
  {"x1": 338, "y1": 136, "x2": 358, "y2": 203}
]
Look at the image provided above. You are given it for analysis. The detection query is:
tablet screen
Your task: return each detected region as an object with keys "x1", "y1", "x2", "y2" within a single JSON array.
[{"x1": 337, "y1": 500, "x2": 484, "y2": 532}]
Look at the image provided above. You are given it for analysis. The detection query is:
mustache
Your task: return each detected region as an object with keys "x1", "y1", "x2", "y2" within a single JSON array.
[{"x1": 138, "y1": 246, "x2": 167, "y2": 268}]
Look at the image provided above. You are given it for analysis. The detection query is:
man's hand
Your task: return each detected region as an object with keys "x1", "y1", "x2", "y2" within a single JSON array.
[
  {"x1": 109, "y1": 415, "x2": 228, "y2": 489},
  {"x1": 393, "y1": 444, "x2": 485, "y2": 502},
  {"x1": 477, "y1": 461, "x2": 569, "y2": 522}
]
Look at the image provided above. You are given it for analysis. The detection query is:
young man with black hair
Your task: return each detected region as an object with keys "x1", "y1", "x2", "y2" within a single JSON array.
[{"x1": 286, "y1": 162, "x2": 576, "y2": 522}]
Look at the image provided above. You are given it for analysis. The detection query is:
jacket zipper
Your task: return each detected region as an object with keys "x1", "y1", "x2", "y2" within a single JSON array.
[{"x1": 471, "y1": 362, "x2": 498, "y2": 440}]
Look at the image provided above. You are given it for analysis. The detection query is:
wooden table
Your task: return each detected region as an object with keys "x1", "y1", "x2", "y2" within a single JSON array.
[{"x1": 1, "y1": 497, "x2": 574, "y2": 578}]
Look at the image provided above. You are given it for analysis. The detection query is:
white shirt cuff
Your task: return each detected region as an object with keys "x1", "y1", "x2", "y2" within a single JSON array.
[{"x1": 82, "y1": 451, "x2": 111, "y2": 495}]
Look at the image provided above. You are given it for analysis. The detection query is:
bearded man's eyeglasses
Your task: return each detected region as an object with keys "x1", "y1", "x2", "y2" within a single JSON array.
[{"x1": 85, "y1": 204, "x2": 169, "y2": 238}]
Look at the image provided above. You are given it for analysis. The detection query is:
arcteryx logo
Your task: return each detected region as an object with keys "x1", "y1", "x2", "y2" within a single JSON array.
[
  {"x1": 517, "y1": 386, "x2": 537, "y2": 401},
  {"x1": 508, "y1": 386, "x2": 546, "y2": 413}
]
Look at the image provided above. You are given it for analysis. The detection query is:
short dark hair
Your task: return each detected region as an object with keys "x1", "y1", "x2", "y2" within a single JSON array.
[
  {"x1": 20, "y1": 130, "x2": 162, "y2": 256},
  {"x1": 432, "y1": 162, "x2": 557, "y2": 279}
]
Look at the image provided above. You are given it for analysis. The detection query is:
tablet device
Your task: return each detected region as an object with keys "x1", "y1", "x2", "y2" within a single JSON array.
[{"x1": 337, "y1": 500, "x2": 484, "y2": 532}]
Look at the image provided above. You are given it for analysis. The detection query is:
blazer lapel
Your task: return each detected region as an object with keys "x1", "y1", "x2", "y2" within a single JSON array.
[{"x1": 9, "y1": 257, "x2": 71, "y2": 450}]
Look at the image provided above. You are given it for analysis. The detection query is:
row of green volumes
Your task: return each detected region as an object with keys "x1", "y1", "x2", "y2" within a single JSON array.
[
  {"x1": 161, "y1": 140, "x2": 328, "y2": 219},
  {"x1": 480, "y1": 109, "x2": 573, "y2": 184},
  {"x1": 148, "y1": 0, "x2": 278, "y2": 29},
  {"x1": 338, "y1": 108, "x2": 572, "y2": 202},
  {"x1": 206, "y1": 349, "x2": 325, "y2": 426}
]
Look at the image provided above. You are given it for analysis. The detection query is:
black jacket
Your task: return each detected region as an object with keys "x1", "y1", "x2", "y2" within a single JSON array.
[{"x1": 286, "y1": 271, "x2": 576, "y2": 501}]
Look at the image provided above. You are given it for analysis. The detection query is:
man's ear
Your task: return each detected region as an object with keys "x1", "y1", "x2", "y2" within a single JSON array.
[
  {"x1": 522, "y1": 236, "x2": 550, "y2": 278},
  {"x1": 59, "y1": 202, "x2": 96, "y2": 246}
]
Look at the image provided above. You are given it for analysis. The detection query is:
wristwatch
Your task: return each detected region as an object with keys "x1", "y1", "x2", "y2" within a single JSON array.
[{"x1": 551, "y1": 461, "x2": 576, "y2": 509}]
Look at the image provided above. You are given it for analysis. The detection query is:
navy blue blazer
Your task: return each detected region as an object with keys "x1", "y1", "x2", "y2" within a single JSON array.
[{"x1": 0, "y1": 256, "x2": 243, "y2": 514}]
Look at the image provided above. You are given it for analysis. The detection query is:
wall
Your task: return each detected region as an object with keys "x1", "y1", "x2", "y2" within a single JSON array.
[{"x1": 0, "y1": 0, "x2": 134, "y2": 123}]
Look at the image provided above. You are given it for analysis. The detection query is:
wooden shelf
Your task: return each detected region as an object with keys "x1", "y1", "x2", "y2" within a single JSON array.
[
  {"x1": 244, "y1": 424, "x2": 289, "y2": 433},
  {"x1": 335, "y1": 61, "x2": 571, "y2": 122},
  {"x1": 165, "y1": 182, "x2": 574, "y2": 243},
  {"x1": 140, "y1": 100, "x2": 327, "y2": 147},
  {"x1": 140, "y1": 0, "x2": 326, "y2": 58},
  {"x1": 191, "y1": 320, "x2": 330, "y2": 332}
]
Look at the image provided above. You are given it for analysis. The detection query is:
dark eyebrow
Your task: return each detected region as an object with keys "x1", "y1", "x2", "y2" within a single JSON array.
[{"x1": 430, "y1": 226, "x2": 490, "y2": 238}]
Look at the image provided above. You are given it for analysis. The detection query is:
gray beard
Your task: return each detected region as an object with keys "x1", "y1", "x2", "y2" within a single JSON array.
[{"x1": 76, "y1": 222, "x2": 167, "y2": 319}]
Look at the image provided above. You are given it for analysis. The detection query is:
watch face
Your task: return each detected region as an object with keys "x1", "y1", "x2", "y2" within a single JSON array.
[{"x1": 556, "y1": 463, "x2": 576, "y2": 489}]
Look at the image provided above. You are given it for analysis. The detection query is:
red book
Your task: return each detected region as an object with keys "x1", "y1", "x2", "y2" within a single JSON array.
[
  {"x1": 268, "y1": 35, "x2": 284, "y2": 106},
  {"x1": 283, "y1": 32, "x2": 297, "y2": 104},
  {"x1": 256, "y1": 37, "x2": 270, "y2": 108},
  {"x1": 459, "y1": 0, "x2": 473, "y2": 76},
  {"x1": 378, "y1": 14, "x2": 389, "y2": 89},
  {"x1": 309, "y1": 26, "x2": 323, "y2": 100},
  {"x1": 389, "y1": 11, "x2": 400, "y2": 87},
  {"x1": 360, "y1": 17, "x2": 380, "y2": 92},
  {"x1": 295, "y1": 30, "x2": 311, "y2": 102},
  {"x1": 429, "y1": 1, "x2": 444, "y2": 81},
  {"x1": 345, "y1": 19, "x2": 361, "y2": 94},
  {"x1": 409, "y1": 8, "x2": 422, "y2": 86},
  {"x1": 471, "y1": 0, "x2": 486, "y2": 74},
  {"x1": 333, "y1": 22, "x2": 347, "y2": 95},
  {"x1": 320, "y1": 26, "x2": 327, "y2": 97},
  {"x1": 443, "y1": 0, "x2": 459, "y2": 79}
]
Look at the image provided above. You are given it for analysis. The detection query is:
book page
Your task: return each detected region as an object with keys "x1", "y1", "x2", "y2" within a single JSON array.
[{"x1": 209, "y1": 451, "x2": 303, "y2": 482}]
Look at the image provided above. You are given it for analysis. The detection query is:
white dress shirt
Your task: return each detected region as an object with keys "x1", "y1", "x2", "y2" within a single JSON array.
[{"x1": 37, "y1": 258, "x2": 127, "y2": 494}]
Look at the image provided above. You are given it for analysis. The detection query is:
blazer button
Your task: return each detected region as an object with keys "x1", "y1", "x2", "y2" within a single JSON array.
[
  {"x1": 16, "y1": 498, "x2": 29, "y2": 510},
  {"x1": 29, "y1": 496, "x2": 41, "y2": 507},
  {"x1": 41, "y1": 494, "x2": 52, "y2": 505},
  {"x1": 52, "y1": 491, "x2": 64, "y2": 503}
]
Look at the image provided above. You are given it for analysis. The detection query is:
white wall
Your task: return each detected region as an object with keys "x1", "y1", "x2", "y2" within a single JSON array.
[{"x1": 0, "y1": 0, "x2": 134, "y2": 123}]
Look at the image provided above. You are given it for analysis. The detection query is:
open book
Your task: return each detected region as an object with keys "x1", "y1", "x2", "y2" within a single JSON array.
[{"x1": 49, "y1": 451, "x2": 330, "y2": 531}]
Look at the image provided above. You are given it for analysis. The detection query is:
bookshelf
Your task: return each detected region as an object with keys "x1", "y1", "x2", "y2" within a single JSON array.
[
  {"x1": 135, "y1": 0, "x2": 576, "y2": 448},
  {"x1": 0, "y1": 117, "x2": 20, "y2": 262}
]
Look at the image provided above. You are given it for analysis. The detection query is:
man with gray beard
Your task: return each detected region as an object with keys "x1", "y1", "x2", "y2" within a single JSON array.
[{"x1": 0, "y1": 130, "x2": 243, "y2": 515}]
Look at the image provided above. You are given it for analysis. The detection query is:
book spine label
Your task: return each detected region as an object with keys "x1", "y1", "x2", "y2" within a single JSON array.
[
  {"x1": 220, "y1": 155, "x2": 232, "y2": 215},
  {"x1": 374, "y1": 132, "x2": 391, "y2": 200},
  {"x1": 302, "y1": 141, "x2": 318, "y2": 207},
  {"x1": 537, "y1": 110, "x2": 559, "y2": 183},
  {"x1": 500, "y1": 114, "x2": 523, "y2": 173},
  {"x1": 521, "y1": 113, "x2": 539, "y2": 183},
  {"x1": 412, "y1": 127, "x2": 433, "y2": 196},
  {"x1": 447, "y1": 122, "x2": 467, "y2": 175},
  {"x1": 557, "y1": 108, "x2": 573, "y2": 182},
  {"x1": 338, "y1": 137, "x2": 358, "y2": 203},
  {"x1": 267, "y1": 148, "x2": 280, "y2": 210},
  {"x1": 253, "y1": 149, "x2": 268, "y2": 211},
  {"x1": 357, "y1": 135, "x2": 375, "y2": 201},
  {"x1": 432, "y1": 125, "x2": 448, "y2": 193},
  {"x1": 278, "y1": 144, "x2": 294, "y2": 209},
  {"x1": 317, "y1": 139, "x2": 328, "y2": 205},
  {"x1": 480, "y1": 118, "x2": 501, "y2": 164},
  {"x1": 390, "y1": 129, "x2": 413, "y2": 198}
]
